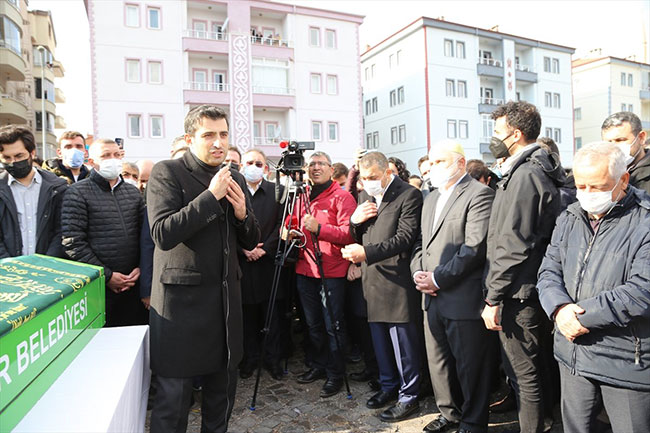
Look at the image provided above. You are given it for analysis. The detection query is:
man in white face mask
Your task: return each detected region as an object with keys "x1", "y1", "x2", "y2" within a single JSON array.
[
  {"x1": 61, "y1": 138, "x2": 147, "y2": 327},
  {"x1": 537, "y1": 141, "x2": 650, "y2": 433},
  {"x1": 601, "y1": 111, "x2": 649, "y2": 194}
]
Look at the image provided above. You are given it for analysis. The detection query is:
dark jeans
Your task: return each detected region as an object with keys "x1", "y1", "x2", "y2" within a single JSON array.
[
  {"x1": 296, "y1": 275, "x2": 347, "y2": 379},
  {"x1": 560, "y1": 364, "x2": 650, "y2": 433},
  {"x1": 499, "y1": 298, "x2": 544, "y2": 433},
  {"x1": 345, "y1": 278, "x2": 378, "y2": 375},
  {"x1": 150, "y1": 368, "x2": 237, "y2": 433}
]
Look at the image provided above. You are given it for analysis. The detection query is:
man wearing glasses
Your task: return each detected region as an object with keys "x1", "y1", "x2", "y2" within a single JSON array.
[{"x1": 293, "y1": 151, "x2": 356, "y2": 398}]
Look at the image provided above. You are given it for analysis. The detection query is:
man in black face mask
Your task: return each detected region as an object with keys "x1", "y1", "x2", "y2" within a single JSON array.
[
  {"x1": 0, "y1": 125, "x2": 68, "y2": 258},
  {"x1": 481, "y1": 101, "x2": 566, "y2": 433}
]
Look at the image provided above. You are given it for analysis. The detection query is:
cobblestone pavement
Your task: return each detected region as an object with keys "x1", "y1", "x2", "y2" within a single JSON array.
[{"x1": 147, "y1": 353, "x2": 564, "y2": 433}]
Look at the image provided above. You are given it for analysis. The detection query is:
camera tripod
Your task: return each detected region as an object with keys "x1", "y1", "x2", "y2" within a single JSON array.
[{"x1": 249, "y1": 170, "x2": 352, "y2": 410}]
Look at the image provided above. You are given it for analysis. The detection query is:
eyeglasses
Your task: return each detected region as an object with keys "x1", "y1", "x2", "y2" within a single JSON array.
[
  {"x1": 245, "y1": 161, "x2": 264, "y2": 168},
  {"x1": 308, "y1": 161, "x2": 330, "y2": 168}
]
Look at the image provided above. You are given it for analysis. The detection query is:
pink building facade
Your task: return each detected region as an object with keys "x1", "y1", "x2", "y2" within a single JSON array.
[{"x1": 86, "y1": 0, "x2": 364, "y2": 163}]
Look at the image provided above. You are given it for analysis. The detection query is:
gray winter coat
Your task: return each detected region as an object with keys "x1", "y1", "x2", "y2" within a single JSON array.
[{"x1": 537, "y1": 187, "x2": 650, "y2": 391}]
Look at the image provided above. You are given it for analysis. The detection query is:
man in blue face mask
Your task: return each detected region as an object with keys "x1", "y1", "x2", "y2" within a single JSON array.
[
  {"x1": 537, "y1": 141, "x2": 650, "y2": 433},
  {"x1": 42, "y1": 131, "x2": 90, "y2": 184}
]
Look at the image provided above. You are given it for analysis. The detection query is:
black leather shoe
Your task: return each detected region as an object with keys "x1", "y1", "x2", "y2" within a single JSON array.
[
  {"x1": 423, "y1": 414, "x2": 459, "y2": 432},
  {"x1": 265, "y1": 362, "x2": 284, "y2": 380},
  {"x1": 350, "y1": 369, "x2": 375, "y2": 382},
  {"x1": 368, "y1": 379, "x2": 381, "y2": 392},
  {"x1": 366, "y1": 390, "x2": 398, "y2": 409},
  {"x1": 239, "y1": 365, "x2": 255, "y2": 379},
  {"x1": 320, "y1": 378, "x2": 343, "y2": 398},
  {"x1": 380, "y1": 400, "x2": 419, "y2": 422},
  {"x1": 296, "y1": 368, "x2": 326, "y2": 384}
]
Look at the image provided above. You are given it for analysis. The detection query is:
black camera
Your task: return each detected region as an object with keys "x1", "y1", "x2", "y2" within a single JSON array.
[{"x1": 276, "y1": 141, "x2": 315, "y2": 174}]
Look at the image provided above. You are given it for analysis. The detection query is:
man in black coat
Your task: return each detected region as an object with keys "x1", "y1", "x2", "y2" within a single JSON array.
[
  {"x1": 61, "y1": 138, "x2": 146, "y2": 327},
  {"x1": 411, "y1": 141, "x2": 495, "y2": 433},
  {"x1": 481, "y1": 101, "x2": 566, "y2": 433},
  {"x1": 237, "y1": 148, "x2": 284, "y2": 380},
  {"x1": 343, "y1": 151, "x2": 423, "y2": 422},
  {"x1": 147, "y1": 105, "x2": 259, "y2": 433}
]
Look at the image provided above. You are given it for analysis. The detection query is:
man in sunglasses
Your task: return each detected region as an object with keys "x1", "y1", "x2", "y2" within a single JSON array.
[{"x1": 601, "y1": 111, "x2": 649, "y2": 194}]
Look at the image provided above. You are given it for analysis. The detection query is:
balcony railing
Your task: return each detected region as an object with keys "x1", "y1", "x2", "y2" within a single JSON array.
[
  {"x1": 250, "y1": 35, "x2": 293, "y2": 48},
  {"x1": 479, "y1": 97, "x2": 504, "y2": 105},
  {"x1": 515, "y1": 63, "x2": 535, "y2": 73},
  {"x1": 252, "y1": 85, "x2": 295, "y2": 95},
  {"x1": 184, "y1": 82, "x2": 230, "y2": 92},
  {"x1": 183, "y1": 29, "x2": 228, "y2": 41},
  {"x1": 253, "y1": 137, "x2": 287, "y2": 146},
  {"x1": 478, "y1": 57, "x2": 503, "y2": 67}
]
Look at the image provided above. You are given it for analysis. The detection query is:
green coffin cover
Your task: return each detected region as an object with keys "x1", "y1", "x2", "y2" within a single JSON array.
[{"x1": 0, "y1": 254, "x2": 105, "y2": 432}]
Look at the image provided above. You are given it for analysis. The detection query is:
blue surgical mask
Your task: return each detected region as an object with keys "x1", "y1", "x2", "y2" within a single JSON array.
[{"x1": 62, "y1": 148, "x2": 85, "y2": 169}]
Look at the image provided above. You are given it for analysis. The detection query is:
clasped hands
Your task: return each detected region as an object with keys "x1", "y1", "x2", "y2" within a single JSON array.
[
  {"x1": 412, "y1": 271, "x2": 439, "y2": 296},
  {"x1": 107, "y1": 267, "x2": 140, "y2": 294},
  {"x1": 209, "y1": 165, "x2": 247, "y2": 220},
  {"x1": 243, "y1": 243, "x2": 266, "y2": 262}
]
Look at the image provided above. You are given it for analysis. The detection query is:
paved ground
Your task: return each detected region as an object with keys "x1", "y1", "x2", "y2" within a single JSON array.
[{"x1": 147, "y1": 352, "x2": 564, "y2": 433}]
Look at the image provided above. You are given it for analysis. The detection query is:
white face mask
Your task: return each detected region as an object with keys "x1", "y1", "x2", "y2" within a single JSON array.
[
  {"x1": 62, "y1": 148, "x2": 85, "y2": 169},
  {"x1": 616, "y1": 135, "x2": 640, "y2": 167},
  {"x1": 243, "y1": 164, "x2": 264, "y2": 183},
  {"x1": 364, "y1": 179, "x2": 384, "y2": 197},
  {"x1": 429, "y1": 158, "x2": 461, "y2": 189},
  {"x1": 123, "y1": 178, "x2": 138, "y2": 187},
  {"x1": 576, "y1": 179, "x2": 622, "y2": 216},
  {"x1": 97, "y1": 158, "x2": 122, "y2": 180}
]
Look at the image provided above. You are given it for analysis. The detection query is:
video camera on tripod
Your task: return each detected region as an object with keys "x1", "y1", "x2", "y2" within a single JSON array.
[{"x1": 276, "y1": 140, "x2": 315, "y2": 174}]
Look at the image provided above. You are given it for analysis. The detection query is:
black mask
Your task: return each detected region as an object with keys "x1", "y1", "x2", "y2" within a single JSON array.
[
  {"x1": 489, "y1": 133, "x2": 515, "y2": 159},
  {"x1": 3, "y1": 158, "x2": 33, "y2": 180}
]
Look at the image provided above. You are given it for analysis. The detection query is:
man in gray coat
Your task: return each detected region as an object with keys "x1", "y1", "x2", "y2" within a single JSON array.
[
  {"x1": 147, "y1": 105, "x2": 260, "y2": 433},
  {"x1": 411, "y1": 140, "x2": 494, "y2": 433},
  {"x1": 537, "y1": 142, "x2": 650, "y2": 433}
]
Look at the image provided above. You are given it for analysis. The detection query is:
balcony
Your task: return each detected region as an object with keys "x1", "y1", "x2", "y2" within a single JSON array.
[
  {"x1": 515, "y1": 63, "x2": 538, "y2": 83},
  {"x1": 0, "y1": 0, "x2": 22, "y2": 32},
  {"x1": 33, "y1": 97, "x2": 56, "y2": 115},
  {"x1": 51, "y1": 59, "x2": 65, "y2": 78},
  {"x1": 55, "y1": 87, "x2": 65, "y2": 103},
  {"x1": 55, "y1": 115, "x2": 66, "y2": 129},
  {"x1": 478, "y1": 97, "x2": 505, "y2": 114},
  {"x1": 476, "y1": 57, "x2": 504, "y2": 78},
  {"x1": 0, "y1": 94, "x2": 29, "y2": 124},
  {"x1": 642, "y1": 120, "x2": 650, "y2": 130},
  {"x1": 640, "y1": 86, "x2": 650, "y2": 101},
  {"x1": 0, "y1": 45, "x2": 26, "y2": 81},
  {"x1": 252, "y1": 86, "x2": 295, "y2": 109},
  {"x1": 32, "y1": 65, "x2": 56, "y2": 83},
  {"x1": 182, "y1": 29, "x2": 228, "y2": 54},
  {"x1": 183, "y1": 81, "x2": 230, "y2": 105},
  {"x1": 250, "y1": 35, "x2": 294, "y2": 61}
]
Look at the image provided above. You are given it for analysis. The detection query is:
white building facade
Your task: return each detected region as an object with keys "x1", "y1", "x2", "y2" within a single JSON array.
[
  {"x1": 86, "y1": 0, "x2": 363, "y2": 163},
  {"x1": 361, "y1": 17, "x2": 575, "y2": 170},
  {"x1": 573, "y1": 56, "x2": 650, "y2": 148}
]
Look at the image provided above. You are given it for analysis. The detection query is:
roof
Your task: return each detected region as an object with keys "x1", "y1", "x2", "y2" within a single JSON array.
[{"x1": 572, "y1": 56, "x2": 650, "y2": 69}]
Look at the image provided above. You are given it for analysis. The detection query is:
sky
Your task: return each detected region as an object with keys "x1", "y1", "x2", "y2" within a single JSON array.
[{"x1": 29, "y1": 0, "x2": 650, "y2": 137}]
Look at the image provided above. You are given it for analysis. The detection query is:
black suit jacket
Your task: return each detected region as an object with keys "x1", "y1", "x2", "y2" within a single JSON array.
[
  {"x1": 410, "y1": 175, "x2": 494, "y2": 320},
  {"x1": 146, "y1": 151, "x2": 260, "y2": 377},
  {"x1": 351, "y1": 177, "x2": 422, "y2": 323}
]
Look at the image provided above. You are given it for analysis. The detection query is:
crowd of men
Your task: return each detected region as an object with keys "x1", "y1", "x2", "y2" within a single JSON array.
[{"x1": 0, "y1": 102, "x2": 648, "y2": 433}]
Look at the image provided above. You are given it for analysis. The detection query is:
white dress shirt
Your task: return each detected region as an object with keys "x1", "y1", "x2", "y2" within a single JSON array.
[{"x1": 8, "y1": 168, "x2": 41, "y2": 255}]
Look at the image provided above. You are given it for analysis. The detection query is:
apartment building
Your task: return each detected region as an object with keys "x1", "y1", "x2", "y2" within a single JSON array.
[
  {"x1": 361, "y1": 17, "x2": 575, "y2": 170},
  {"x1": 0, "y1": 0, "x2": 65, "y2": 158},
  {"x1": 85, "y1": 0, "x2": 364, "y2": 163},
  {"x1": 573, "y1": 56, "x2": 650, "y2": 148}
]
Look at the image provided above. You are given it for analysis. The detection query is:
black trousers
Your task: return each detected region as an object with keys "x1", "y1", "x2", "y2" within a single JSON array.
[
  {"x1": 559, "y1": 364, "x2": 650, "y2": 433},
  {"x1": 150, "y1": 369, "x2": 237, "y2": 433},
  {"x1": 241, "y1": 300, "x2": 283, "y2": 368},
  {"x1": 424, "y1": 303, "x2": 492, "y2": 433},
  {"x1": 498, "y1": 298, "x2": 544, "y2": 433},
  {"x1": 345, "y1": 278, "x2": 378, "y2": 375}
]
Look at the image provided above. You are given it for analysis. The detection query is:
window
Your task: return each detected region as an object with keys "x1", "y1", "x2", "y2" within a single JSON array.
[
  {"x1": 455, "y1": 41, "x2": 465, "y2": 59},
  {"x1": 398, "y1": 124, "x2": 406, "y2": 143},
  {"x1": 372, "y1": 97, "x2": 378, "y2": 112},
  {"x1": 253, "y1": 122, "x2": 261, "y2": 139},
  {"x1": 553, "y1": 93, "x2": 561, "y2": 108},
  {"x1": 391, "y1": 127, "x2": 398, "y2": 144},
  {"x1": 325, "y1": 29, "x2": 336, "y2": 49},
  {"x1": 389, "y1": 54, "x2": 394, "y2": 69},
  {"x1": 553, "y1": 128, "x2": 561, "y2": 143},
  {"x1": 150, "y1": 116, "x2": 163, "y2": 138},
  {"x1": 193, "y1": 20, "x2": 207, "y2": 38},
  {"x1": 444, "y1": 39, "x2": 454, "y2": 57},
  {"x1": 482, "y1": 115, "x2": 494, "y2": 140},
  {"x1": 148, "y1": 61, "x2": 162, "y2": 84},
  {"x1": 126, "y1": 59, "x2": 141, "y2": 82},
  {"x1": 128, "y1": 114, "x2": 142, "y2": 138},
  {"x1": 371, "y1": 64, "x2": 376, "y2": 78},
  {"x1": 372, "y1": 131, "x2": 379, "y2": 148},
  {"x1": 621, "y1": 103, "x2": 627, "y2": 112},
  {"x1": 311, "y1": 121, "x2": 322, "y2": 140},
  {"x1": 328, "y1": 122, "x2": 338, "y2": 141},
  {"x1": 125, "y1": 4, "x2": 139, "y2": 27},
  {"x1": 552, "y1": 58, "x2": 560, "y2": 74},
  {"x1": 447, "y1": 120, "x2": 457, "y2": 138},
  {"x1": 309, "y1": 27, "x2": 320, "y2": 47},
  {"x1": 364, "y1": 67, "x2": 369, "y2": 81},
  {"x1": 366, "y1": 133, "x2": 372, "y2": 148},
  {"x1": 457, "y1": 81, "x2": 467, "y2": 98},
  {"x1": 147, "y1": 7, "x2": 160, "y2": 29},
  {"x1": 545, "y1": 127, "x2": 553, "y2": 138},
  {"x1": 628, "y1": 73, "x2": 633, "y2": 87},
  {"x1": 516, "y1": 91, "x2": 521, "y2": 101},
  {"x1": 396, "y1": 50, "x2": 402, "y2": 66},
  {"x1": 621, "y1": 72, "x2": 627, "y2": 86},
  {"x1": 365, "y1": 100, "x2": 371, "y2": 115},
  {"x1": 481, "y1": 87, "x2": 493, "y2": 102},
  {"x1": 574, "y1": 107, "x2": 582, "y2": 120},
  {"x1": 575, "y1": 137, "x2": 582, "y2": 150},
  {"x1": 629, "y1": 104, "x2": 633, "y2": 112},
  {"x1": 446, "y1": 79, "x2": 455, "y2": 97},
  {"x1": 543, "y1": 56, "x2": 551, "y2": 73},
  {"x1": 193, "y1": 69, "x2": 207, "y2": 90},
  {"x1": 213, "y1": 71, "x2": 225, "y2": 90},
  {"x1": 310, "y1": 73, "x2": 321, "y2": 93},
  {"x1": 34, "y1": 78, "x2": 55, "y2": 102},
  {"x1": 544, "y1": 92, "x2": 552, "y2": 107},
  {"x1": 34, "y1": 111, "x2": 55, "y2": 132},
  {"x1": 265, "y1": 123, "x2": 277, "y2": 140},
  {"x1": 390, "y1": 90, "x2": 397, "y2": 107},
  {"x1": 326, "y1": 75, "x2": 337, "y2": 95},
  {"x1": 397, "y1": 86, "x2": 404, "y2": 104},
  {"x1": 459, "y1": 120, "x2": 468, "y2": 139}
]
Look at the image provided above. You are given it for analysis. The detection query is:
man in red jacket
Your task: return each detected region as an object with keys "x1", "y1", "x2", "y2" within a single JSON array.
[{"x1": 293, "y1": 151, "x2": 356, "y2": 398}]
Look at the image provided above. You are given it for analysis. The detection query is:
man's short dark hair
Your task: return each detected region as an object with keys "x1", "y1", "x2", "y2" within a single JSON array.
[
  {"x1": 184, "y1": 105, "x2": 229, "y2": 136},
  {"x1": 332, "y1": 162, "x2": 348, "y2": 179},
  {"x1": 227, "y1": 146, "x2": 241, "y2": 159},
  {"x1": 360, "y1": 151, "x2": 389, "y2": 171},
  {"x1": 601, "y1": 111, "x2": 642, "y2": 136},
  {"x1": 491, "y1": 101, "x2": 541, "y2": 142},
  {"x1": 0, "y1": 125, "x2": 36, "y2": 153},
  {"x1": 536, "y1": 137, "x2": 559, "y2": 155},
  {"x1": 466, "y1": 159, "x2": 490, "y2": 182},
  {"x1": 417, "y1": 154, "x2": 429, "y2": 170},
  {"x1": 58, "y1": 130, "x2": 86, "y2": 146}
]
